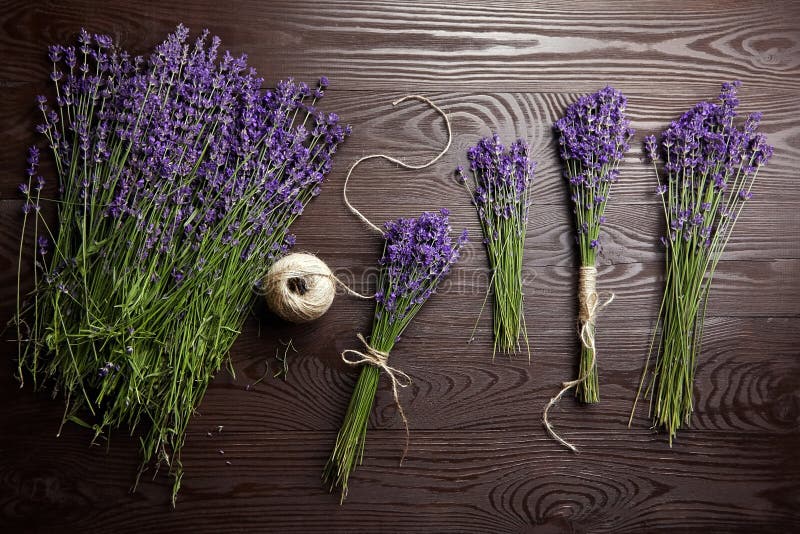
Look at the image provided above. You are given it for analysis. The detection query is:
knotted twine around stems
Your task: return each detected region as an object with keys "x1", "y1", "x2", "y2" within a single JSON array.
[
  {"x1": 542, "y1": 266, "x2": 614, "y2": 452},
  {"x1": 341, "y1": 333, "x2": 413, "y2": 463},
  {"x1": 338, "y1": 94, "x2": 452, "y2": 462}
]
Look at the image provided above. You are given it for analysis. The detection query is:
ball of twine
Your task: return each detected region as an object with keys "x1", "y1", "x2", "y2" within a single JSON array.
[{"x1": 263, "y1": 253, "x2": 336, "y2": 323}]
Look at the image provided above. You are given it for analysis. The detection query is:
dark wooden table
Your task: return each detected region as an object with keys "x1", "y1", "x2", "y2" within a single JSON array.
[{"x1": 1, "y1": 1, "x2": 799, "y2": 532}]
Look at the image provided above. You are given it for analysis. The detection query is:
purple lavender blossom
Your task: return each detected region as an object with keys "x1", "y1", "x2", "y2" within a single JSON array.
[
  {"x1": 554, "y1": 86, "x2": 633, "y2": 256},
  {"x1": 554, "y1": 86, "x2": 633, "y2": 172},
  {"x1": 98, "y1": 361, "x2": 119, "y2": 378},
  {"x1": 466, "y1": 134, "x2": 536, "y2": 228},
  {"x1": 37, "y1": 235, "x2": 49, "y2": 256},
  {"x1": 376, "y1": 209, "x2": 466, "y2": 324},
  {"x1": 34, "y1": 24, "x2": 349, "y2": 272},
  {"x1": 644, "y1": 135, "x2": 659, "y2": 161},
  {"x1": 553, "y1": 86, "x2": 632, "y2": 404},
  {"x1": 645, "y1": 81, "x2": 773, "y2": 249}
]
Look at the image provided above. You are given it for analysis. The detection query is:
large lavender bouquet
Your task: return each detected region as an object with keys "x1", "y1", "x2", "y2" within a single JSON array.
[
  {"x1": 459, "y1": 134, "x2": 535, "y2": 356},
  {"x1": 324, "y1": 209, "x2": 466, "y2": 501},
  {"x1": 553, "y1": 86, "x2": 633, "y2": 404},
  {"x1": 15, "y1": 26, "x2": 348, "y2": 501},
  {"x1": 636, "y1": 81, "x2": 772, "y2": 441}
]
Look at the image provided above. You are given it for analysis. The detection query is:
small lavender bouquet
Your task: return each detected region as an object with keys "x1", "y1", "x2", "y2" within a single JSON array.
[
  {"x1": 459, "y1": 134, "x2": 535, "y2": 356},
  {"x1": 635, "y1": 81, "x2": 773, "y2": 442},
  {"x1": 324, "y1": 209, "x2": 466, "y2": 501},
  {"x1": 552, "y1": 87, "x2": 633, "y2": 406},
  {"x1": 15, "y1": 26, "x2": 348, "y2": 501}
]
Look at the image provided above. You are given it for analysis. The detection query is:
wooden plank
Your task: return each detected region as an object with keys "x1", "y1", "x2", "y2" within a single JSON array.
[
  {"x1": 1, "y1": 0, "x2": 799, "y2": 93},
  {"x1": 0, "y1": 420, "x2": 797, "y2": 532}
]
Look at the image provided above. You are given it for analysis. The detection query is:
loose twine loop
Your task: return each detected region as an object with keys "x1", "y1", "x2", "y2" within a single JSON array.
[
  {"x1": 342, "y1": 94, "x2": 453, "y2": 236},
  {"x1": 339, "y1": 94, "x2": 452, "y2": 462},
  {"x1": 342, "y1": 333, "x2": 413, "y2": 463},
  {"x1": 542, "y1": 266, "x2": 615, "y2": 452}
]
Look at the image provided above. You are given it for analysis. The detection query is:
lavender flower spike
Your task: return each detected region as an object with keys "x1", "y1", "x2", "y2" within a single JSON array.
[
  {"x1": 551, "y1": 86, "x2": 633, "y2": 410},
  {"x1": 462, "y1": 133, "x2": 536, "y2": 356},
  {"x1": 324, "y1": 209, "x2": 466, "y2": 500},
  {"x1": 635, "y1": 81, "x2": 773, "y2": 443}
]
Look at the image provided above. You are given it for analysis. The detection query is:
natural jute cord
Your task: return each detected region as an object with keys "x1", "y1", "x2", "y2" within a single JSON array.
[
  {"x1": 262, "y1": 253, "x2": 372, "y2": 323},
  {"x1": 342, "y1": 95, "x2": 452, "y2": 235},
  {"x1": 340, "y1": 94, "x2": 452, "y2": 463},
  {"x1": 542, "y1": 266, "x2": 614, "y2": 452}
]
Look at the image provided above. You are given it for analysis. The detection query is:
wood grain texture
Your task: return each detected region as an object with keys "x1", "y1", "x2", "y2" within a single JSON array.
[
  {"x1": 2, "y1": 0, "x2": 800, "y2": 93},
  {"x1": 1, "y1": 1, "x2": 799, "y2": 532}
]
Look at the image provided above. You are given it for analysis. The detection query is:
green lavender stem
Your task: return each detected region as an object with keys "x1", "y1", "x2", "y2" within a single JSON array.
[
  {"x1": 323, "y1": 364, "x2": 380, "y2": 502},
  {"x1": 651, "y1": 251, "x2": 707, "y2": 442},
  {"x1": 576, "y1": 327, "x2": 599, "y2": 403},
  {"x1": 323, "y1": 294, "x2": 399, "y2": 502},
  {"x1": 489, "y1": 238, "x2": 526, "y2": 355}
]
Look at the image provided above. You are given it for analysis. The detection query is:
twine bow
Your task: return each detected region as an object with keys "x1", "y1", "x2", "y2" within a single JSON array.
[
  {"x1": 542, "y1": 266, "x2": 615, "y2": 452},
  {"x1": 341, "y1": 333, "x2": 413, "y2": 463}
]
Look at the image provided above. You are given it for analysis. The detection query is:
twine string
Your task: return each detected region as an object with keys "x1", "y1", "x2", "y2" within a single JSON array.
[
  {"x1": 341, "y1": 333, "x2": 413, "y2": 463},
  {"x1": 342, "y1": 95, "x2": 453, "y2": 235},
  {"x1": 542, "y1": 266, "x2": 615, "y2": 452}
]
